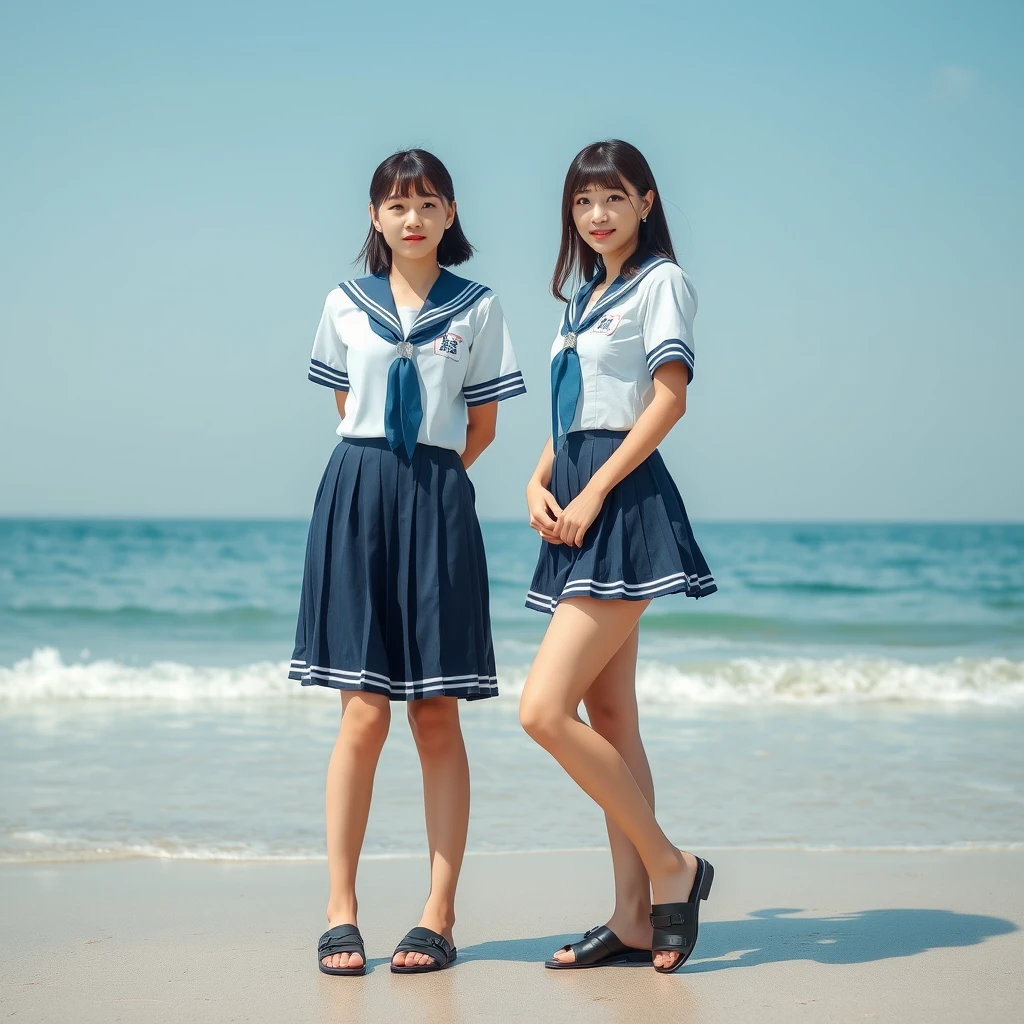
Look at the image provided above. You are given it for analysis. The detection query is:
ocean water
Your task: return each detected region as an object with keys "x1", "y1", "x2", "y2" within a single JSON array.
[{"x1": 1, "y1": 519, "x2": 1023, "y2": 862}]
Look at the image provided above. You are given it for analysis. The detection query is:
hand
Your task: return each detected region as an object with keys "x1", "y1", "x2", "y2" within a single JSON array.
[
  {"x1": 527, "y1": 479, "x2": 563, "y2": 544},
  {"x1": 554, "y1": 484, "x2": 607, "y2": 548}
]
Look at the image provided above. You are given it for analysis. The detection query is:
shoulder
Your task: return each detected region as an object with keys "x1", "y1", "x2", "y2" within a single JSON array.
[
  {"x1": 443, "y1": 275, "x2": 497, "y2": 320},
  {"x1": 443, "y1": 272, "x2": 494, "y2": 310},
  {"x1": 441, "y1": 270, "x2": 490, "y2": 293},
  {"x1": 639, "y1": 260, "x2": 697, "y2": 309},
  {"x1": 323, "y1": 284, "x2": 355, "y2": 314}
]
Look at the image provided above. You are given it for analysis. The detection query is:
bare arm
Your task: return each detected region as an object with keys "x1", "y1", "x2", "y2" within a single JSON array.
[
  {"x1": 334, "y1": 391, "x2": 348, "y2": 419},
  {"x1": 526, "y1": 436, "x2": 562, "y2": 544},
  {"x1": 554, "y1": 362, "x2": 689, "y2": 547},
  {"x1": 462, "y1": 402, "x2": 498, "y2": 469}
]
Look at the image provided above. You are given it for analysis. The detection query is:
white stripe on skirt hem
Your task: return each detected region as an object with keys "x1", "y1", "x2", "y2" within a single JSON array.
[
  {"x1": 289, "y1": 661, "x2": 498, "y2": 697},
  {"x1": 526, "y1": 571, "x2": 717, "y2": 613}
]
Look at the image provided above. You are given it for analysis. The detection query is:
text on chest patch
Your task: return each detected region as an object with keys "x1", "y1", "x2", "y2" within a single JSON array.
[
  {"x1": 592, "y1": 312, "x2": 622, "y2": 336},
  {"x1": 434, "y1": 332, "x2": 463, "y2": 360}
]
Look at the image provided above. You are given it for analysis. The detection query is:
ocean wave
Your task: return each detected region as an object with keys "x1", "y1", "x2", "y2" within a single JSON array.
[
  {"x1": 0, "y1": 648, "x2": 296, "y2": 701},
  {"x1": 2, "y1": 648, "x2": 1024, "y2": 707}
]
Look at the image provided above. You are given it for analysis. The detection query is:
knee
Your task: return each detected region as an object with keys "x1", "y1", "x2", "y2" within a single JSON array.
[
  {"x1": 519, "y1": 692, "x2": 565, "y2": 749},
  {"x1": 584, "y1": 697, "x2": 633, "y2": 741},
  {"x1": 407, "y1": 700, "x2": 459, "y2": 756},
  {"x1": 341, "y1": 697, "x2": 391, "y2": 752}
]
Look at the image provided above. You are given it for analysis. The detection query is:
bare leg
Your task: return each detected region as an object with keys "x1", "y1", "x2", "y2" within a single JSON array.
[
  {"x1": 322, "y1": 691, "x2": 392, "y2": 970},
  {"x1": 550, "y1": 624, "x2": 656, "y2": 962},
  {"x1": 520, "y1": 598, "x2": 697, "y2": 969},
  {"x1": 392, "y1": 697, "x2": 470, "y2": 968}
]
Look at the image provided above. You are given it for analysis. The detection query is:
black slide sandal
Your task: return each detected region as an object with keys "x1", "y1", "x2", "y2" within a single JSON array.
[
  {"x1": 390, "y1": 926, "x2": 457, "y2": 974},
  {"x1": 650, "y1": 857, "x2": 714, "y2": 974},
  {"x1": 545, "y1": 925, "x2": 652, "y2": 969},
  {"x1": 317, "y1": 924, "x2": 367, "y2": 976}
]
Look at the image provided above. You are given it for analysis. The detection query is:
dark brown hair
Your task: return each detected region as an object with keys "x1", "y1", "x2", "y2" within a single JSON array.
[
  {"x1": 551, "y1": 140, "x2": 676, "y2": 302},
  {"x1": 357, "y1": 149, "x2": 474, "y2": 275}
]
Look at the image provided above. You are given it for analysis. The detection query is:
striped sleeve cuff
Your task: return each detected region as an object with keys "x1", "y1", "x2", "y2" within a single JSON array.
[
  {"x1": 646, "y1": 339, "x2": 694, "y2": 382},
  {"x1": 308, "y1": 358, "x2": 350, "y2": 391},
  {"x1": 463, "y1": 370, "x2": 527, "y2": 407}
]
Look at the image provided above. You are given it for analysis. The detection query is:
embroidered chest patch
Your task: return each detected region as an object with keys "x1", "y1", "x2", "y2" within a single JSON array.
[
  {"x1": 592, "y1": 312, "x2": 622, "y2": 336},
  {"x1": 434, "y1": 332, "x2": 463, "y2": 361}
]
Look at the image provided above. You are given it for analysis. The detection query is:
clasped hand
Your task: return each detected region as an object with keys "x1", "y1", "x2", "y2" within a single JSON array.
[{"x1": 527, "y1": 480, "x2": 606, "y2": 548}]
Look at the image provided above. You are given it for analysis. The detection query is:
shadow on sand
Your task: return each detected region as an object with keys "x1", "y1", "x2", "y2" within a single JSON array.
[{"x1": 457, "y1": 908, "x2": 1017, "y2": 971}]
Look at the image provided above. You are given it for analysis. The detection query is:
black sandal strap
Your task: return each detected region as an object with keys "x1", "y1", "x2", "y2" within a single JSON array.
[
  {"x1": 393, "y1": 926, "x2": 455, "y2": 966},
  {"x1": 561, "y1": 925, "x2": 629, "y2": 965},
  {"x1": 318, "y1": 924, "x2": 364, "y2": 959},
  {"x1": 650, "y1": 904, "x2": 697, "y2": 931}
]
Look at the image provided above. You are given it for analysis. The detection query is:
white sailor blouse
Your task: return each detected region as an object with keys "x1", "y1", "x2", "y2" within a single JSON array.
[
  {"x1": 549, "y1": 257, "x2": 697, "y2": 442},
  {"x1": 308, "y1": 270, "x2": 526, "y2": 456}
]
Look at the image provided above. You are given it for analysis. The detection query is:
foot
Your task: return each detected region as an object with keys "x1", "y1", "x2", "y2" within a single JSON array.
[
  {"x1": 322, "y1": 913, "x2": 363, "y2": 972},
  {"x1": 650, "y1": 850, "x2": 698, "y2": 970},
  {"x1": 550, "y1": 911, "x2": 653, "y2": 964},
  {"x1": 392, "y1": 909, "x2": 454, "y2": 969}
]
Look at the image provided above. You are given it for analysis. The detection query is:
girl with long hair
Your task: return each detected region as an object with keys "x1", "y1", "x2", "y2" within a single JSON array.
[{"x1": 521, "y1": 139, "x2": 716, "y2": 973}]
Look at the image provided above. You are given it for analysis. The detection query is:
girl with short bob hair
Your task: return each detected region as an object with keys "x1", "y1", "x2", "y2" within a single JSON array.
[
  {"x1": 293, "y1": 148, "x2": 526, "y2": 977},
  {"x1": 521, "y1": 139, "x2": 716, "y2": 974}
]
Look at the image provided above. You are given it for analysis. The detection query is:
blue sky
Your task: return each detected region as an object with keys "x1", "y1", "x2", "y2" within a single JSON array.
[{"x1": 1, "y1": 1, "x2": 1021, "y2": 520}]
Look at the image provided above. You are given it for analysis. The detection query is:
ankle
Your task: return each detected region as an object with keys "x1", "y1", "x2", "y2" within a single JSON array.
[
  {"x1": 326, "y1": 898, "x2": 358, "y2": 926},
  {"x1": 421, "y1": 902, "x2": 456, "y2": 934},
  {"x1": 648, "y1": 848, "x2": 688, "y2": 888},
  {"x1": 610, "y1": 896, "x2": 653, "y2": 925}
]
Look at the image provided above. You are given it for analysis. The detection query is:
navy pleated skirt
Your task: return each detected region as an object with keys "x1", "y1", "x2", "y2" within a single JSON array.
[
  {"x1": 290, "y1": 437, "x2": 497, "y2": 701},
  {"x1": 527, "y1": 430, "x2": 717, "y2": 613}
]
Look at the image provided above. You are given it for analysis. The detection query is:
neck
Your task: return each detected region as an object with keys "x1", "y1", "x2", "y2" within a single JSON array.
[
  {"x1": 599, "y1": 236, "x2": 640, "y2": 282},
  {"x1": 390, "y1": 253, "x2": 442, "y2": 300}
]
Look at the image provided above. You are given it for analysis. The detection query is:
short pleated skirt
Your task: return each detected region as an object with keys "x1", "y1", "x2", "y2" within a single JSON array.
[
  {"x1": 526, "y1": 430, "x2": 717, "y2": 614},
  {"x1": 290, "y1": 437, "x2": 497, "y2": 701}
]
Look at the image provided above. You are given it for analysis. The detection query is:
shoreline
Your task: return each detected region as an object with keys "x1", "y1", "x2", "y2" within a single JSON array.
[
  {"x1": 4, "y1": 840, "x2": 1024, "y2": 867},
  {"x1": 2, "y1": 849, "x2": 1020, "y2": 1023}
]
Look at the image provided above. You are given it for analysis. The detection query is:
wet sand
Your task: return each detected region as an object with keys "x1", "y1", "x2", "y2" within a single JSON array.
[{"x1": 1, "y1": 848, "x2": 1020, "y2": 1023}]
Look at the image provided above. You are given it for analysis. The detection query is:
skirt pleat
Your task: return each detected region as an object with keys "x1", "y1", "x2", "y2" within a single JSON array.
[
  {"x1": 290, "y1": 438, "x2": 497, "y2": 700},
  {"x1": 526, "y1": 430, "x2": 717, "y2": 614}
]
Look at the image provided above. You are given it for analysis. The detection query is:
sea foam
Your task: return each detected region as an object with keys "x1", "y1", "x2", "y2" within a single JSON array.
[{"x1": 2, "y1": 647, "x2": 1024, "y2": 707}]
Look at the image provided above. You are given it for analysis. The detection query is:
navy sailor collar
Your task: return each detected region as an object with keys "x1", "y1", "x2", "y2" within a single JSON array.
[
  {"x1": 562, "y1": 256, "x2": 674, "y2": 337},
  {"x1": 340, "y1": 269, "x2": 489, "y2": 347}
]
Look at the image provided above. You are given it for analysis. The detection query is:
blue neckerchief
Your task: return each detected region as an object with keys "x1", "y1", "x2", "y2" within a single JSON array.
[
  {"x1": 340, "y1": 270, "x2": 488, "y2": 457},
  {"x1": 550, "y1": 256, "x2": 674, "y2": 446}
]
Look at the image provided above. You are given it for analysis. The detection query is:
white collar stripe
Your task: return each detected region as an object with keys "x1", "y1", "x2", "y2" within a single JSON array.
[
  {"x1": 415, "y1": 283, "x2": 488, "y2": 331},
  {"x1": 343, "y1": 281, "x2": 403, "y2": 332},
  {"x1": 588, "y1": 257, "x2": 673, "y2": 321}
]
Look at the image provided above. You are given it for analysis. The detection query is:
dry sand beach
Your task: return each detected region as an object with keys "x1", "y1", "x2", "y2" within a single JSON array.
[{"x1": 2, "y1": 848, "x2": 1021, "y2": 1023}]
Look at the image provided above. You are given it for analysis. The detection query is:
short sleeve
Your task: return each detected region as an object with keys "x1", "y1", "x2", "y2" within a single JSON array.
[
  {"x1": 641, "y1": 267, "x2": 698, "y2": 382},
  {"x1": 461, "y1": 293, "x2": 527, "y2": 406},
  {"x1": 307, "y1": 290, "x2": 349, "y2": 391}
]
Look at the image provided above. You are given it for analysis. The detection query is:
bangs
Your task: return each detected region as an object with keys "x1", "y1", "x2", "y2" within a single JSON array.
[
  {"x1": 383, "y1": 172, "x2": 441, "y2": 202},
  {"x1": 370, "y1": 150, "x2": 453, "y2": 208},
  {"x1": 565, "y1": 150, "x2": 628, "y2": 198}
]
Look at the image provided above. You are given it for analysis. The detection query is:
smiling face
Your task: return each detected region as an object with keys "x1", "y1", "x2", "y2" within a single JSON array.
[
  {"x1": 370, "y1": 183, "x2": 456, "y2": 264},
  {"x1": 572, "y1": 180, "x2": 655, "y2": 261}
]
